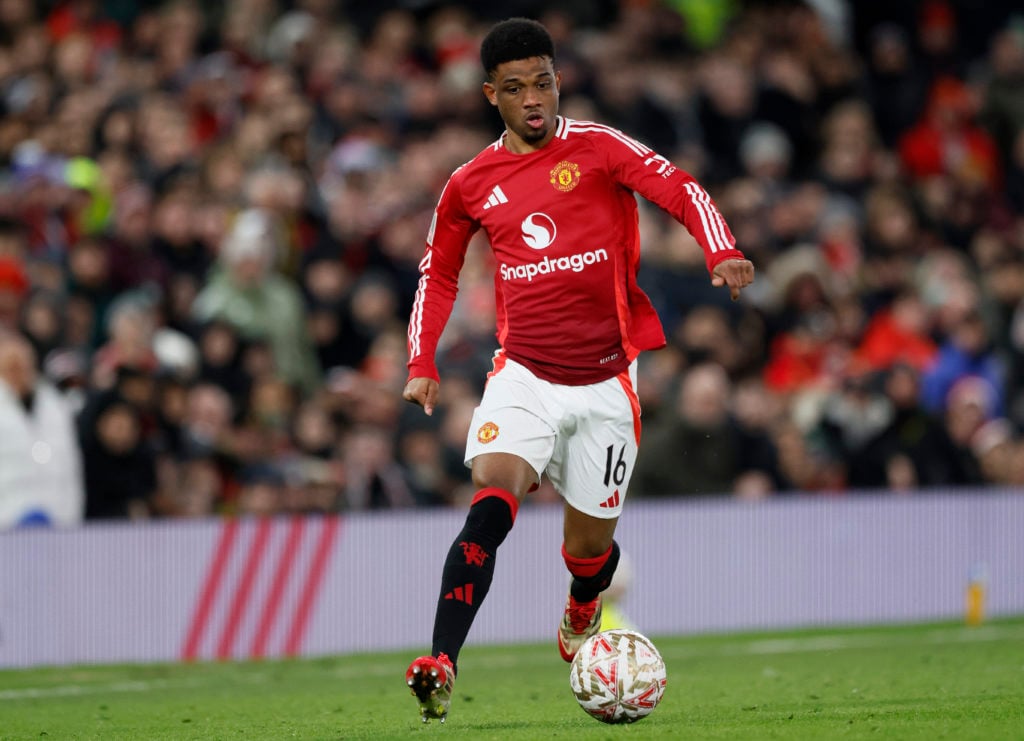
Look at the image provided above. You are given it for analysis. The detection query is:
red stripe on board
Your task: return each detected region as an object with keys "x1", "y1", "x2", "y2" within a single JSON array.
[
  {"x1": 248, "y1": 516, "x2": 306, "y2": 659},
  {"x1": 283, "y1": 516, "x2": 342, "y2": 657},
  {"x1": 181, "y1": 519, "x2": 240, "y2": 661},
  {"x1": 215, "y1": 517, "x2": 273, "y2": 660}
]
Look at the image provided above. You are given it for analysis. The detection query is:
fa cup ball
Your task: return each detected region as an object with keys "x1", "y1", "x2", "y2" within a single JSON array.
[{"x1": 569, "y1": 629, "x2": 667, "y2": 723}]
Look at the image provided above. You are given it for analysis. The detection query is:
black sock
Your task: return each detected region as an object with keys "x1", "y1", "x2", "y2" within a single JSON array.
[
  {"x1": 564, "y1": 540, "x2": 620, "y2": 603},
  {"x1": 431, "y1": 488, "x2": 518, "y2": 671}
]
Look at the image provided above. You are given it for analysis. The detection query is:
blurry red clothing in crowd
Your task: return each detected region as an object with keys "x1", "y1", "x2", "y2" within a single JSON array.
[
  {"x1": 898, "y1": 76, "x2": 1001, "y2": 191},
  {"x1": 854, "y1": 307, "x2": 938, "y2": 372},
  {"x1": 763, "y1": 330, "x2": 841, "y2": 393},
  {"x1": 46, "y1": 1, "x2": 122, "y2": 50}
]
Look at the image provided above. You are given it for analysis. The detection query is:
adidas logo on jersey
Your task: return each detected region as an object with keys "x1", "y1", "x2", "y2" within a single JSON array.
[{"x1": 481, "y1": 185, "x2": 509, "y2": 210}]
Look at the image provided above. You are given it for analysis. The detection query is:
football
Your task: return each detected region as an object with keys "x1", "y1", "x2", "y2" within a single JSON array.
[{"x1": 569, "y1": 629, "x2": 667, "y2": 723}]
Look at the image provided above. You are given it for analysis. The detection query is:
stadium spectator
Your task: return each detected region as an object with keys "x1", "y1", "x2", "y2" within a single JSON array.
[
  {"x1": 921, "y1": 308, "x2": 1007, "y2": 418},
  {"x1": 90, "y1": 292, "x2": 160, "y2": 389},
  {"x1": 937, "y1": 375, "x2": 993, "y2": 485},
  {"x1": 812, "y1": 367, "x2": 896, "y2": 490},
  {"x1": 235, "y1": 462, "x2": 286, "y2": 516},
  {"x1": 78, "y1": 389, "x2": 156, "y2": 520},
  {"x1": 341, "y1": 423, "x2": 418, "y2": 510},
  {"x1": 730, "y1": 374, "x2": 786, "y2": 493},
  {"x1": 979, "y1": 25, "x2": 1024, "y2": 167},
  {"x1": 634, "y1": 363, "x2": 747, "y2": 497},
  {"x1": 854, "y1": 287, "x2": 938, "y2": 372},
  {"x1": 192, "y1": 207, "x2": 321, "y2": 394},
  {"x1": 0, "y1": 256, "x2": 29, "y2": 332},
  {"x1": 0, "y1": 330, "x2": 84, "y2": 529},
  {"x1": 898, "y1": 75, "x2": 1001, "y2": 193},
  {"x1": 864, "y1": 23, "x2": 930, "y2": 148},
  {"x1": 850, "y1": 362, "x2": 958, "y2": 488}
]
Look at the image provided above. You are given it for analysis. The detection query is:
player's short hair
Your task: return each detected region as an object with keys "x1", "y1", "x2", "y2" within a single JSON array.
[{"x1": 480, "y1": 18, "x2": 555, "y2": 78}]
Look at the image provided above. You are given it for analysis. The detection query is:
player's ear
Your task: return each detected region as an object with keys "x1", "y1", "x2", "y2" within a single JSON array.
[{"x1": 482, "y1": 81, "x2": 497, "y2": 107}]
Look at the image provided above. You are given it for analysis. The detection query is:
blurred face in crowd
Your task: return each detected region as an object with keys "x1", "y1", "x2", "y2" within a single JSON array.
[
  {"x1": 293, "y1": 402, "x2": 336, "y2": 457},
  {"x1": 0, "y1": 228, "x2": 27, "y2": 260},
  {"x1": 186, "y1": 383, "x2": 233, "y2": 442},
  {"x1": 867, "y1": 190, "x2": 916, "y2": 249},
  {"x1": 0, "y1": 332, "x2": 36, "y2": 398},
  {"x1": 732, "y1": 377, "x2": 779, "y2": 431},
  {"x1": 64, "y1": 294, "x2": 95, "y2": 348},
  {"x1": 250, "y1": 376, "x2": 294, "y2": 429},
  {"x1": 153, "y1": 193, "x2": 195, "y2": 248},
  {"x1": 22, "y1": 292, "x2": 61, "y2": 350},
  {"x1": 678, "y1": 363, "x2": 731, "y2": 429},
  {"x1": 199, "y1": 322, "x2": 238, "y2": 367},
  {"x1": 343, "y1": 425, "x2": 394, "y2": 473},
  {"x1": 97, "y1": 403, "x2": 140, "y2": 455},
  {"x1": 304, "y1": 259, "x2": 349, "y2": 304},
  {"x1": 884, "y1": 364, "x2": 921, "y2": 409},
  {"x1": 944, "y1": 378, "x2": 991, "y2": 445},
  {"x1": 113, "y1": 190, "x2": 152, "y2": 245},
  {"x1": 0, "y1": 287, "x2": 21, "y2": 331},
  {"x1": 952, "y1": 311, "x2": 990, "y2": 356},
  {"x1": 702, "y1": 55, "x2": 756, "y2": 118},
  {"x1": 238, "y1": 480, "x2": 281, "y2": 516},
  {"x1": 230, "y1": 254, "x2": 263, "y2": 287},
  {"x1": 483, "y1": 55, "x2": 560, "y2": 153},
  {"x1": 203, "y1": 146, "x2": 245, "y2": 199},
  {"x1": 176, "y1": 457, "x2": 219, "y2": 517},
  {"x1": 109, "y1": 305, "x2": 154, "y2": 352},
  {"x1": 68, "y1": 238, "x2": 110, "y2": 289},
  {"x1": 0, "y1": 0, "x2": 33, "y2": 28}
]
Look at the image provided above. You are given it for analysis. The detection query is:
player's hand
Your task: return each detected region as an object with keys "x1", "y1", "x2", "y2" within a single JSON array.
[
  {"x1": 711, "y1": 258, "x2": 755, "y2": 301},
  {"x1": 403, "y1": 377, "x2": 439, "y2": 416}
]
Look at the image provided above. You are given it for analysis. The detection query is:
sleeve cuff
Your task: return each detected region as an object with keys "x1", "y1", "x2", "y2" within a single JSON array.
[{"x1": 706, "y1": 248, "x2": 747, "y2": 275}]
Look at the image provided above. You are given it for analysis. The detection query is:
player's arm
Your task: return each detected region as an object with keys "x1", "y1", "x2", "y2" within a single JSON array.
[
  {"x1": 604, "y1": 133, "x2": 754, "y2": 299},
  {"x1": 405, "y1": 171, "x2": 477, "y2": 416}
]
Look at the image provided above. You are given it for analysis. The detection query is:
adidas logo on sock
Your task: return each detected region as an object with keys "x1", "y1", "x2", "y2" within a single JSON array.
[
  {"x1": 481, "y1": 185, "x2": 508, "y2": 210},
  {"x1": 444, "y1": 584, "x2": 474, "y2": 605},
  {"x1": 598, "y1": 490, "x2": 621, "y2": 509}
]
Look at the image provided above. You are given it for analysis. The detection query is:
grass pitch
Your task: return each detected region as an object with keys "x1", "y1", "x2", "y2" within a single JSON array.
[{"x1": 2, "y1": 618, "x2": 1023, "y2": 740}]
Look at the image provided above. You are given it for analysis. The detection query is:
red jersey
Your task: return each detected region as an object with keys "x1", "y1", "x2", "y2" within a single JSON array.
[{"x1": 407, "y1": 116, "x2": 744, "y2": 386}]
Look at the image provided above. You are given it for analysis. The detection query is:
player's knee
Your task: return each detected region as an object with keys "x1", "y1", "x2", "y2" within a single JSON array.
[{"x1": 471, "y1": 453, "x2": 535, "y2": 497}]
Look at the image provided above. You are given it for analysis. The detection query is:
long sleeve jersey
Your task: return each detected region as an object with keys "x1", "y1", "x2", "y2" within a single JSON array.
[{"x1": 407, "y1": 116, "x2": 745, "y2": 386}]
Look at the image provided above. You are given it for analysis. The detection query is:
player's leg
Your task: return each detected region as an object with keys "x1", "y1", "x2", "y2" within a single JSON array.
[
  {"x1": 558, "y1": 506, "x2": 620, "y2": 660},
  {"x1": 552, "y1": 362, "x2": 639, "y2": 660},
  {"x1": 407, "y1": 452, "x2": 535, "y2": 723},
  {"x1": 407, "y1": 359, "x2": 555, "y2": 722},
  {"x1": 429, "y1": 452, "x2": 535, "y2": 667}
]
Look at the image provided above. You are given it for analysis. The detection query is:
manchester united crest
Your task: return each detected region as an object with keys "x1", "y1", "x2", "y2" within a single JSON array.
[
  {"x1": 477, "y1": 421, "x2": 499, "y2": 443},
  {"x1": 549, "y1": 160, "x2": 581, "y2": 192}
]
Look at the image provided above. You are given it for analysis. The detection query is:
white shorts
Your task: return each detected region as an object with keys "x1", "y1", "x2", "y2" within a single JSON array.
[{"x1": 464, "y1": 356, "x2": 641, "y2": 518}]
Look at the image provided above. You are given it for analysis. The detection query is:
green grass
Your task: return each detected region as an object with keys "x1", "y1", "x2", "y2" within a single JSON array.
[{"x1": 2, "y1": 619, "x2": 1023, "y2": 740}]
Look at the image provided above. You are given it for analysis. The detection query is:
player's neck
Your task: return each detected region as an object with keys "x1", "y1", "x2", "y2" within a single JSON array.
[{"x1": 502, "y1": 125, "x2": 558, "y2": 154}]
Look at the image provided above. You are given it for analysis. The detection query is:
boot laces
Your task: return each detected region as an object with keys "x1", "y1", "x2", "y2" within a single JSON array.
[{"x1": 567, "y1": 597, "x2": 598, "y2": 633}]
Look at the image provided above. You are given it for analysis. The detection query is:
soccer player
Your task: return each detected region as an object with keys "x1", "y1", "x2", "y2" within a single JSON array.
[{"x1": 403, "y1": 18, "x2": 754, "y2": 722}]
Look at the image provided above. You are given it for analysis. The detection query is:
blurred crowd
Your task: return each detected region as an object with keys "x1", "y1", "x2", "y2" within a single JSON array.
[{"x1": 1, "y1": 0, "x2": 1023, "y2": 528}]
